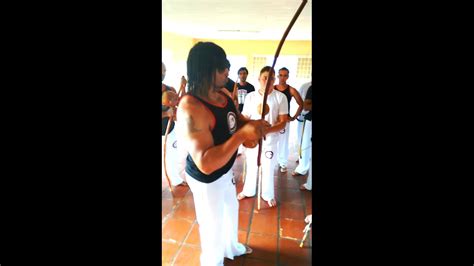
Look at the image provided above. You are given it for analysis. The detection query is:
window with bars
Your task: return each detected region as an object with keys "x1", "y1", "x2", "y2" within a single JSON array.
[
  {"x1": 248, "y1": 56, "x2": 268, "y2": 84},
  {"x1": 252, "y1": 56, "x2": 268, "y2": 75},
  {"x1": 296, "y1": 57, "x2": 312, "y2": 79}
]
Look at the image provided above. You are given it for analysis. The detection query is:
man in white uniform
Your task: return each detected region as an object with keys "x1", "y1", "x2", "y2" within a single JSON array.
[
  {"x1": 237, "y1": 66, "x2": 289, "y2": 207},
  {"x1": 295, "y1": 81, "x2": 312, "y2": 159},
  {"x1": 274, "y1": 67, "x2": 303, "y2": 173},
  {"x1": 293, "y1": 85, "x2": 312, "y2": 177}
]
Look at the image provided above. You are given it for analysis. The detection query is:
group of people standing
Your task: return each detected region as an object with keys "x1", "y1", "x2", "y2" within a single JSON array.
[{"x1": 162, "y1": 42, "x2": 312, "y2": 266}]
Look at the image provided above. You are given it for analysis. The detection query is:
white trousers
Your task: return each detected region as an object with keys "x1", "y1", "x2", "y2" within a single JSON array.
[
  {"x1": 294, "y1": 120, "x2": 312, "y2": 175},
  {"x1": 161, "y1": 129, "x2": 186, "y2": 186},
  {"x1": 302, "y1": 157, "x2": 312, "y2": 190},
  {"x1": 296, "y1": 118, "x2": 305, "y2": 154},
  {"x1": 277, "y1": 123, "x2": 290, "y2": 168},
  {"x1": 186, "y1": 170, "x2": 246, "y2": 266},
  {"x1": 242, "y1": 143, "x2": 278, "y2": 201}
]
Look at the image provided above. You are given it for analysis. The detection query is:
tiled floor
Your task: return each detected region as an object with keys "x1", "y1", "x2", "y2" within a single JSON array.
[{"x1": 162, "y1": 151, "x2": 312, "y2": 266}]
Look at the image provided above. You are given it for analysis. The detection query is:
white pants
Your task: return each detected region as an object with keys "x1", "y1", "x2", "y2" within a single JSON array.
[
  {"x1": 302, "y1": 157, "x2": 312, "y2": 190},
  {"x1": 242, "y1": 143, "x2": 278, "y2": 201},
  {"x1": 161, "y1": 129, "x2": 186, "y2": 186},
  {"x1": 277, "y1": 123, "x2": 290, "y2": 168},
  {"x1": 294, "y1": 120, "x2": 312, "y2": 175},
  {"x1": 186, "y1": 170, "x2": 246, "y2": 266}
]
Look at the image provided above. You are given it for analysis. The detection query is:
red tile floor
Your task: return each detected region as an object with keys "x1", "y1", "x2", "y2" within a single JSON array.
[{"x1": 162, "y1": 152, "x2": 312, "y2": 266}]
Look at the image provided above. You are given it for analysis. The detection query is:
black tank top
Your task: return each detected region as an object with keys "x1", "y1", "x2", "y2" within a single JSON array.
[
  {"x1": 162, "y1": 85, "x2": 175, "y2": 135},
  {"x1": 275, "y1": 84, "x2": 292, "y2": 107},
  {"x1": 185, "y1": 92, "x2": 238, "y2": 183}
]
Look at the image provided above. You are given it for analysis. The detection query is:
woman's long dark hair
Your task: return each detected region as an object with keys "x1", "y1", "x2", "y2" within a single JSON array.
[{"x1": 187, "y1": 42, "x2": 229, "y2": 97}]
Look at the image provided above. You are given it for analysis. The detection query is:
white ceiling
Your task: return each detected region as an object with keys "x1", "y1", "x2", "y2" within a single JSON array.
[{"x1": 162, "y1": 0, "x2": 312, "y2": 41}]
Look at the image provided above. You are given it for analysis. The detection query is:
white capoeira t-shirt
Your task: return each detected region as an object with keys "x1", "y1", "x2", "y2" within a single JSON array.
[{"x1": 241, "y1": 89, "x2": 289, "y2": 145}]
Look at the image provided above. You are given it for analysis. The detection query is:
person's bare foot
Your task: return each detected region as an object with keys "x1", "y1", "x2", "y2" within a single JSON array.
[
  {"x1": 244, "y1": 245, "x2": 253, "y2": 254},
  {"x1": 266, "y1": 198, "x2": 277, "y2": 207},
  {"x1": 237, "y1": 192, "x2": 248, "y2": 200},
  {"x1": 292, "y1": 171, "x2": 304, "y2": 177},
  {"x1": 300, "y1": 184, "x2": 310, "y2": 191}
]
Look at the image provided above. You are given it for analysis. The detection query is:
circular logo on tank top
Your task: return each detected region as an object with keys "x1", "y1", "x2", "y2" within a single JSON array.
[
  {"x1": 280, "y1": 128, "x2": 286, "y2": 134},
  {"x1": 265, "y1": 151, "x2": 274, "y2": 159},
  {"x1": 172, "y1": 141, "x2": 177, "y2": 148},
  {"x1": 227, "y1": 112, "x2": 237, "y2": 134}
]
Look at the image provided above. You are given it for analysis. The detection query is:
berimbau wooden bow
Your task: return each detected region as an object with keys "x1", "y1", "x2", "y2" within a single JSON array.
[
  {"x1": 299, "y1": 119, "x2": 306, "y2": 159},
  {"x1": 232, "y1": 78, "x2": 240, "y2": 113},
  {"x1": 163, "y1": 76, "x2": 187, "y2": 193},
  {"x1": 256, "y1": 0, "x2": 308, "y2": 210}
]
